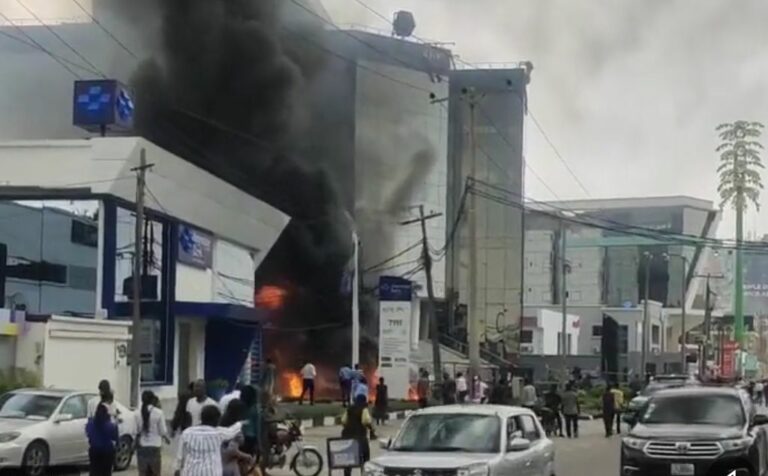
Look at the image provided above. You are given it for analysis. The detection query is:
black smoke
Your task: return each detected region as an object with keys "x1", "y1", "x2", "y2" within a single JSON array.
[{"x1": 128, "y1": 0, "x2": 353, "y2": 361}]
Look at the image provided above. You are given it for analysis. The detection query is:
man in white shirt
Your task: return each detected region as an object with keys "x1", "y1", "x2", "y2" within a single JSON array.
[
  {"x1": 521, "y1": 378, "x2": 538, "y2": 408},
  {"x1": 455, "y1": 372, "x2": 468, "y2": 403},
  {"x1": 299, "y1": 361, "x2": 317, "y2": 405},
  {"x1": 175, "y1": 405, "x2": 243, "y2": 476},
  {"x1": 186, "y1": 379, "x2": 217, "y2": 426},
  {"x1": 218, "y1": 383, "x2": 242, "y2": 413}
]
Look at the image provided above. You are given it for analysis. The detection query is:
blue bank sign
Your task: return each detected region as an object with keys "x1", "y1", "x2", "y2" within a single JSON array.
[
  {"x1": 178, "y1": 225, "x2": 213, "y2": 269},
  {"x1": 378, "y1": 276, "x2": 413, "y2": 301}
]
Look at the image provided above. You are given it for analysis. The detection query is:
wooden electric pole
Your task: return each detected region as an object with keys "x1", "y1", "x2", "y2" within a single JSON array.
[
  {"x1": 401, "y1": 207, "x2": 443, "y2": 387},
  {"x1": 130, "y1": 149, "x2": 153, "y2": 408}
]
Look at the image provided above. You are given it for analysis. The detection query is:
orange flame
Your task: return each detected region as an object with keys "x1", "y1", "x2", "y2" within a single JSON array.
[
  {"x1": 282, "y1": 372, "x2": 302, "y2": 398},
  {"x1": 255, "y1": 285, "x2": 287, "y2": 310},
  {"x1": 407, "y1": 386, "x2": 419, "y2": 401}
]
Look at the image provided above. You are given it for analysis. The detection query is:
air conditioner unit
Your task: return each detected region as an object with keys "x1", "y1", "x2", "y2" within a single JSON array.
[{"x1": 520, "y1": 344, "x2": 534, "y2": 354}]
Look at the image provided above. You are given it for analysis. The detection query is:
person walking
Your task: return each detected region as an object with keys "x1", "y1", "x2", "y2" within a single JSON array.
[
  {"x1": 442, "y1": 373, "x2": 457, "y2": 405},
  {"x1": 187, "y1": 380, "x2": 218, "y2": 427},
  {"x1": 86, "y1": 402, "x2": 119, "y2": 476},
  {"x1": 88, "y1": 380, "x2": 118, "y2": 420},
  {"x1": 416, "y1": 370, "x2": 430, "y2": 408},
  {"x1": 239, "y1": 386, "x2": 262, "y2": 462},
  {"x1": 174, "y1": 405, "x2": 243, "y2": 476},
  {"x1": 220, "y1": 383, "x2": 243, "y2": 413},
  {"x1": 171, "y1": 384, "x2": 194, "y2": 436},
  {"x1": 261, "y1": 358, "x2": 277, "y2": 400},
  {"x1": 561, "y1": 382, "x2": 580, "y2": 438},
  {"x1": 299, "y1": 361, "x2": 317, "y2": 405},
  {"x1": 455, "y1": 372, "x2": 468, "y2": 403},
  {"x1": 339, "y1": 364, "x2": 353, "y2": 407},
  {"x1": 354, "y1": 377, "x2": 369, "y2": 403},
  {"x1": 544, "y1": 384, "x2": 563, "y2": 437},
  {"x1": 610, "y1": 383, "x2": 625, "y2": 435},
  {"x1": 521, "y1": 378, "x2": 538, "y2": 409},
  {"x1": 135, "y1": 390, "x2": 169, "y2": 476},
  {"x1": 341, "y1": 394, "x2": 373, "y2": 476},
  {"x1": 471, "y1": 376, "x2": 488, "y2": 404},
  {"x1": 602, "y1": 385, "x2": 616, "y2": 437},
  {"x1": 373, "y1": 377, "x2": 388, "y2": 425}
]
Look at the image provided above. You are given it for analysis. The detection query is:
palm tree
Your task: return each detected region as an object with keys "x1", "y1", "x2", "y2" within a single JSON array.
[{"x1": 717, "y1": 120, "x2": 764, "y2": 348}]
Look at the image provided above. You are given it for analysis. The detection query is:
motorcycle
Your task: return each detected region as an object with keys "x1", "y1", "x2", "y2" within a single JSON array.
[{"x1": 262, "y1": 419, "x2": 323, "y2": 476}]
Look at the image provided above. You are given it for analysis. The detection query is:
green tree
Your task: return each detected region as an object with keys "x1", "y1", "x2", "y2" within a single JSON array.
[{"x1": 717, "y1": 120, "x2": 765, "y2": 348}]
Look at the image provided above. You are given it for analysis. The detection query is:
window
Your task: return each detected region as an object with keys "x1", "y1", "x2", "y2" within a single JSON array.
[
  {"x1": 619, "y1": 325, "x2": 629, "y2": 354},
  {"x1": 651, "y1": 325, "x2": 661, "y2": 345},
  {"x1": 592, "y1": 325, "x2": 602, "y2": 337},
  {"x1": 516, "y1": 415, "x2": 540, "y2": 441},
  {"x1": 6, "y1": 259, "x2": 67, "y2": 284},
  {"x1": 139, "y1": 319, "x2": 165, "y2": 383},
  {"x1": 507, "y1": 417, "x2": 522, "y2": 440},
  {"x1": 60, "y1": 395, "x2": 87, "y2": 419},
  {"x1": 392, "y1": 414, "x2": 501, "y2": 453},
  {"x1": 70, "y1": 220, "x2": 98, "y2": 248},
  {"x1": 520, "y1": 330, "x2": 533, "y2": 344}
]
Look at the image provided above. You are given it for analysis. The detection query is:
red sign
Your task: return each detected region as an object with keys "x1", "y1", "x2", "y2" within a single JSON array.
[{"x1": 721, "y1": 341, "x2": 738, "y2": 378}]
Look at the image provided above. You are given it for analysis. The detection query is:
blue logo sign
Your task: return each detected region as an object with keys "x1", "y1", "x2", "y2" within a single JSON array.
[
  {"x1": 379, "y1": 276, "x2": 413, "y2": 302},
  {"x1": 73, "y1": 79, "x2": 134, "y2": 132},
  {"x1": 178, "y1": 225, "x2": 213, "y2": 269}
]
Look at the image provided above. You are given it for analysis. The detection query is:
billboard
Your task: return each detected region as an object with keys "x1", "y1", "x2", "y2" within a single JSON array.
[
  {"x1": 378, "y1": 276, "x2": 412, "y2": 399},
  {"x1": 743, "y1": 251, "x2": 768, "y2": 315}
]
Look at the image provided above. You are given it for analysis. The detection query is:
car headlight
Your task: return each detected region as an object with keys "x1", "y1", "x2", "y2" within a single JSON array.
[
  {"x1": 622, "y1": 438, "x2": 646, "y2": 450},
  {"x1": 723, "y1": 438, "x2": 752, "y2": 451},
  {"x1": 457, "y1": 463, "x2": 489, "y2": 476},
  {"x1": 363, "y1": 462, "x2": 385, "y2": 476},
  {"x1": 0, "y1": 432, "x2": 20, "y2": 443}
]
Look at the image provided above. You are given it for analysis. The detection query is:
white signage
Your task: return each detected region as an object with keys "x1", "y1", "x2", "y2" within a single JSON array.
[{"x1": 379, "y1": 300, "x2": 412, "y2": 399}]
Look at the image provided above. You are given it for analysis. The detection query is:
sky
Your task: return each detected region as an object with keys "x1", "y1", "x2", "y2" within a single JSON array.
[{"x1": 2, "y1": 0, "x2": 768, "y2": 240}]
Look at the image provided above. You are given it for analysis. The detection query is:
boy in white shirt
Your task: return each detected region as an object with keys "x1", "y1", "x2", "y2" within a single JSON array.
[{"x1": 299, "y1": 361, "x2": 317, "y2": 405}]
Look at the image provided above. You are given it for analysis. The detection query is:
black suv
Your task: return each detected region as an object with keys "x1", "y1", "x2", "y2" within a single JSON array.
[{"x1": 621, "y1": 386, "x2": 768, "y2": 476}]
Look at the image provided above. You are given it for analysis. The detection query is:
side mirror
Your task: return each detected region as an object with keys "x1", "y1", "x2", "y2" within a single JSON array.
[
  {"x1": 752, "y1": 414, "x2": 768, "y2": 426},
  {"x1": 507, "y1": 438, "x2": 531, "y2": 452},
  {"x1": 379, "y1": 438, "x2": 391, "y2": 450},
  {"x1": 54, "y1": 413, "x2": 73, "y2": 423}
]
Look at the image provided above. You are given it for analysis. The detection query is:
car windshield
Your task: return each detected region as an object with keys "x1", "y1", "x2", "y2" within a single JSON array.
[
  {"x1": 391, "y1": 413, "x2": 500, "y2": 453},
  {"x1": 640, "y1": 395, "x2": 744, "y2": 426},
  {"x1": 0, "y1": 393, "x2": 62, "y2": 420}
]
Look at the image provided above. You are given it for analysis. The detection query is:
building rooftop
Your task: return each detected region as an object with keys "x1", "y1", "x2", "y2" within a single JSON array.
[{"x1": 532, "y1": 196, "x2": 716, "y2": 213}]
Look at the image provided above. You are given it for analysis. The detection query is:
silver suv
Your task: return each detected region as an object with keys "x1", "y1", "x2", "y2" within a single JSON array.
[{"x1": 367, "y1": 404, "x2": 555, "y2": 476}]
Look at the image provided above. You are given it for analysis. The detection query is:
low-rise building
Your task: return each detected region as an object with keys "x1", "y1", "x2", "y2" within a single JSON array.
[{"x1": 0, "y1": 137, "x2": 289, "y2": 404}]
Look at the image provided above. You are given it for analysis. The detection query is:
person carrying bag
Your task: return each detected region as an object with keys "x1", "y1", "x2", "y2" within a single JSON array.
[{"x1": 341, "y1": 394, "x2": 374, "y2": 476}]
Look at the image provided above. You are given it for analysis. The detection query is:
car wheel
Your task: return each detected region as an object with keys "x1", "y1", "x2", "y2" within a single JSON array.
[
  {"x1": 113, "y1": 435, "x2": 134, "y2": 471},
  {"x1": 21, "y1": 441, "x2": 49, "y2": 476}
]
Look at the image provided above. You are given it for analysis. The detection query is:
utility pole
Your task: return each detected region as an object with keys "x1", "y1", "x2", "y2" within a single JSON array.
[
  {"x1": 641, "y1": 251, "x2": 651, "y2": 378},
  {"x1": 400, "y1": 207, "x2": 443, "y2": 387},
  {"x1": 560, "y1": 219, "x2": 568, "y2": 375},
  {"x1": 130, "y1": 149, "x2": 153, "y2": 408},
  {"x1": 694, "y1": 272, "x2": 724, "y2": 378},
  {"x1": 352, "y1": 229, "x2": 360, "y2": 367}
]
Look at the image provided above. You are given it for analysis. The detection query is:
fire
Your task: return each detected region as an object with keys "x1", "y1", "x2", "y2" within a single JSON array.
[
  {"x1": 282, "y1": 372, "x2": 303, "y2": 398},
  {"x1": 255, "y1": 285, "x2": 287, "y2": 310},
  {"x1": 407, "y1": 386, "x2": 419, "y2": 401}
]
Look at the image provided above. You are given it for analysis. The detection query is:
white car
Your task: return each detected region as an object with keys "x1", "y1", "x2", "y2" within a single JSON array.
[
  {"x1": 370, "y1": 404, "x2": 556, "y2": 476},
  {"x1": 0, "y1": 388, "x2": 136, "y2": 476}
]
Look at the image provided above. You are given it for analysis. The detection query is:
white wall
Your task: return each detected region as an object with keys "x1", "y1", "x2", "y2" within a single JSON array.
[
  {"x1": 213, "y1": 240, "x2": 255, "y2": 306},
  {"x1": 16, "y1": 316, "x2": 131, "y2": 401},
  {"x1": 537, "y1": 308, "x2": 580, "y2": 355},
  {"x1": 175, "y1": 264, "x2": 213, "y2": 302},
  {"x1": 0, "y1": 138, "x2": 290, "y2": 257}
]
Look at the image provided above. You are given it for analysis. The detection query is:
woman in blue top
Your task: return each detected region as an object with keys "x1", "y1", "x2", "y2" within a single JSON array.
[{"x1": 86, "y1": 402, "x2": 119, "y2": 475}]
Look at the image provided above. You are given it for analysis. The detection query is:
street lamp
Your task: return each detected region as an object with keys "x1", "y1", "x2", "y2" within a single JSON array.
[{"x1": 664, "y1": 253, "x2": 689, "y2": 370}]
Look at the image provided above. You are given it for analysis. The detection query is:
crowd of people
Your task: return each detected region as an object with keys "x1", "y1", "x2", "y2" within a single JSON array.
[{"x1": 82, "y1": 377, "x2": 268, "y2": 476}]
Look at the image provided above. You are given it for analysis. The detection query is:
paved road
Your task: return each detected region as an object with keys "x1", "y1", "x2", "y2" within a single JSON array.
[{"x1": 119, "y1": 418, "x2": 619, "y2": 476}]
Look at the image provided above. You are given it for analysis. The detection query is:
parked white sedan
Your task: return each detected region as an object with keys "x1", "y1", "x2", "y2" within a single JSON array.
[{"x1": 0, "y1": 388, "x2": 136, "y2": 475}]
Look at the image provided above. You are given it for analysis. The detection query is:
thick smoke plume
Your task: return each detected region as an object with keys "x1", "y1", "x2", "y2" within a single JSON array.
[{"x1": 124, "y1": 0, "x2": 354, "y2": 374}]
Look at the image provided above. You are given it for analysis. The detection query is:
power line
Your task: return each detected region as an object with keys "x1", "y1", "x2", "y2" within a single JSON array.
[
  {"x1": 0, "y1": 30, "x2": 100, "y2": 75},
  {"x1": 529, "y1": 110, "x2": 591, "y2": 198},
  {"x1": 363, "y1": 240, "x2": 420, "y2": 273},
  {"x1": 15, "y1": 0, "x2": 105, "y2": 78},
  {"x1": 0, "y1": 11, "x2": 81, "y2": 78},
  {"x1": 69, "y1": 0, "x2": 138, "y2": 60},
  {"x1": 468, "y1": 182, "x2": 768, "y2": 253}
]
